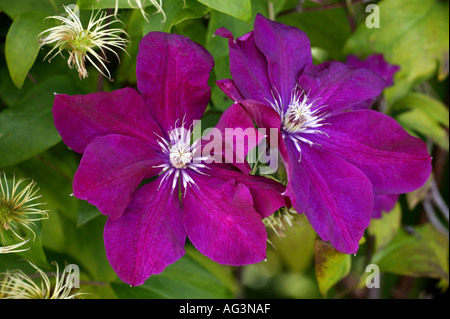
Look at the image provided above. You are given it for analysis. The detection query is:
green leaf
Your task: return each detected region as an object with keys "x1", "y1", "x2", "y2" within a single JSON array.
[
  {"x1": 196, "y1": 0, "x2": 251, "y2": 22},
  {"x1": 277, "y1": 7, "x2": 352, "y2": 61},
  {"x1": 76, "y1": 200, "x2": 101, "y2": 227},
  {"x1": 271, "y1": 273, "x2": 321, "y2": 299},
  {"x1": 406, "y1": 174, "x2": 433, "y2": 210},
  {"x1": 77, "y1": 0, "x2": 137, "y2": 9},
  {"x1": 270, "y1": 214, "x2": 316, "y2": 273},
  {"x1": 0, "y1": 64, "x2": 35, "y2": 108},
  {"x1": 372, "y1": 224, "x2": 449, "y2": 284},
  {"x1": 142, "y1": 0, "x2": 209, "y2": 34},
  {"x1": 0, "y1": 254, "x2": 48, "y2": 273},
  {"x1": 0, "y1": 0, "x2": 69, "y2": 20},
  {"x1": 314, "y1": 238, "x2": 351, "y2": 298},
  {"x1": 4, "y1": 220, "x2": 49, "y2": 269},
  {"x1": 115, "y1": 9, "x2": 145, "y2": 84},
  {"x1": 5, "y1": 12, "x2": 51, "y2": 89},
  {"x1": 210, "y1": 56, "x2": 233, "y2": 111},
  {"x1": 184, "y1": 245, "x2": 238, "y2": 295},
  {"x1": 270, "y1": 0, "x2": 289, "y2": 14},
  {"x1": 5, "y1": 145, "x2": 80, "y2": 244},
  {"x1": 368, "y1": 202, "x2": 402, "y2": 252},
  {"x1": 47, "y1": 212, "x2": 116, "y2": 283},
  {"x1": 0, "y1": 76, "x2": 84, "y2": 167},
  {"x1": 396, "y1": 109, "x2": 449, "y2": 150},
  {"x1": 0, "y1": 215, "x2": 48, "y2": 270},
  {"x1": 205, "y1": 0, "x2": 288, "y2": 61},
  {"x1": 173, "y1": 16, "x2": 208, "y2": 47},
  {"x1": 111, "y1": 249, "x2": 234, "y2": 298},
  {"x1": 345, "y1": 0, "x2": 449, "y2": 103},
  {"x1": 392, "y1": 93, "x2": 449, "y2": 128},
  {"x1": 391, "y1": 91, "x2": 449, "y2": 150}
]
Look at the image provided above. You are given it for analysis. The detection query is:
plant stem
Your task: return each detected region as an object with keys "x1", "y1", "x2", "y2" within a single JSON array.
[
  {"x1": 278, "y1": 0, "x2": 364, "y2": 17},
  {"x1": 268, "y1": 0, "x2": 275, "y2": 20},
  {"x1": 27, "y1": 73, "x2": 38, "y2": 85},
  {"x1": 34, "y1": 154, "x2": 73, "y2": 183},
  {"x1": 344, "y1": 0, "x2": 357, "y2": 32}
]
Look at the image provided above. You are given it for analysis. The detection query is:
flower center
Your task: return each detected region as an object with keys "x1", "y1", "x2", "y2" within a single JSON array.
[
  {"x1": 267, "y1": 86, "x2": 329, "y2": 159},
  {"x1": 169, "y1": 140, "x2": 193, "y2": 169},
  {"x1": 282, "y1": 93, "x2": 318, "y2": 134},
  {"x1": 154, "y1": 121, "x2": 209, "y2": 194}
]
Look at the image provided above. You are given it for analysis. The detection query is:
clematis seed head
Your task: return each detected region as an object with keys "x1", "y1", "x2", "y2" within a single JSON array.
[
  {"x1": 0, "y1": 172, "x2": 48, "y2": 254},
  {"x1": 0, "y1": 260, "x2": 85, "y2": 299},
  {"x1": 123, "y1": 0, "x2": 166, "y2": 23},
  {"x1": 38, "y1": 5, "x2": 129, "y2": 81},
  {"x1": 263, "y1": 207, "x2": 298, "y2": 238}
]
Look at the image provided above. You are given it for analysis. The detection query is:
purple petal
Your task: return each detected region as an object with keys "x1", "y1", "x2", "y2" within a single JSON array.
[
  {"x1": 53, "y1": 88, "x2": 162, "y2": 154},
  {"x1": 253, "y1": 14, "x2": 312, "y2": 106},
  {"x1": 215, "y1": 29, "x2": 272, "y2": 104},
  {"x1": 297, "y1": 61, "x2": 386, "y2": 115},
  {"x1": 183, "y1": 174, "x2": 267, "y2": 265},
  {"x1": 372, "y1": 194, "x2": 399, "y2": 219},
  {"x1": 137, "y1": 32, "x2": 214, "y2": 133},
  {"x1": 345, "y1": 54, "x2": 400, "y2": 110},
  {"x1": 213, "y1": 103, "x2": 264, "y2": 174},
  {"x1": 283, "y1": 138, "x2": 310, "y2": 214},
  {"x1": 238, "y1": 99, "x2": 288, "y2": 160},
  {"x1": 208, "y1": 164, "x2": 290, "y2": 218},
  {"x1": 104, "y1": 177, "x2": 185, "y2": 286},
  {"x1": 215, "y1": 79, "x2": 244, "y2": 103},
  {"x1": 238, "y1": 99, "x2": 281, "y2": 130},
  {"x1": 311, "y1": 110, "x2": 432, "y2": 195},
  {"x1": 301, "y1": 147, "x2": 373, "y2": 254},
  {"x1": 346, "y1": 54, "x2": 400, "y2": 87},
  {"x1": 214, "y1": 27, "x2": 233, "y2": 39},
  {"x1": 73, "y1": 134, "x2": 163, "y2": 220}
]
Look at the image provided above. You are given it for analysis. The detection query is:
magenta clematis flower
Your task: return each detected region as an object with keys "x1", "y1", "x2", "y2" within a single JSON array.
[
  {"x1": 372, "y1": 194, "x2": 399, "y2": 219},
  {"x1": 216, "y1": 14, "x2": 432, "y2": 254},
  {"x1": 346, "y1": 54, "x2": 401, "y2": 219},
  {"x1": 346, "y1": 54, "x2": 400, "y2": 88},
  {"x1": 346, "y1": 54, "x2": 400, "y2": 109},
  {"x1": 52, "y1": 32, "x2": 288, "y2": 286}
]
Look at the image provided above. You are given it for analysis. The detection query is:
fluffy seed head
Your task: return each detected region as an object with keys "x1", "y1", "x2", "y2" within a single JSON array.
[
  {"x1": 0, "y1": 260, "x2": 85, "y2": 299},
  {"x1": 113, "y1": 0, "x2": 167, "y2": 22},
  {"x1": 38, "y1": 5, "x2": 129, "y2": 81},
  {"x1": 0, "y1": 172, "x2": 48, "y2": 254},
  {"x1": 263, "y1": 207, "x2": 298, "y2": 238}
]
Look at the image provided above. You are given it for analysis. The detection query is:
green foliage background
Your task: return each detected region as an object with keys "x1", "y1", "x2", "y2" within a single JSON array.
[{"x1": 0, "y1": 0, "x2": 448, "y2": 299}]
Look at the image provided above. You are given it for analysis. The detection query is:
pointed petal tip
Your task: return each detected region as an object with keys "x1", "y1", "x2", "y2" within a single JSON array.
[
  {"x1": 104, "y1": 179, "x2": 185, "y2": 287},
  {"x1": 214, "y1": 27, "x2": 234, "y2": 39}
]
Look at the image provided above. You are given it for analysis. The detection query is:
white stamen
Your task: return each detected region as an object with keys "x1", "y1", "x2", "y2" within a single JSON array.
[
  {"x1": 267, "y1": 85, "x2": 329, "y2": 161},
  {"x1": 155, "y1": 118, "x2": 210, "y2": 193}
]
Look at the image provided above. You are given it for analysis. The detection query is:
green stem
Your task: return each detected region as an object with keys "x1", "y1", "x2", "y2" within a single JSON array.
[
  {"x1": 268, "y1": 0, "x2": 275, "y2": 21},
  {"x1": 33, "y1": 155, "x2": 73, "y2": 183},
  {"x1": 49, "y1": 0, "x2": 59, "y2": 13},
  {"x1": 345, "y1": 0, "x2": 357, "y2": 32},
  {"x1": 26, "y1": 73, "x2": 38, "y2": 85},
  {"x1": 278, "y1": 0, "x2": 364, "y2": 17}
]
